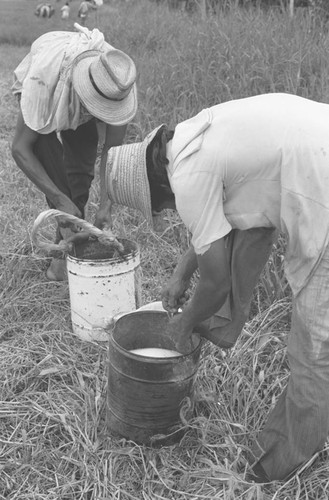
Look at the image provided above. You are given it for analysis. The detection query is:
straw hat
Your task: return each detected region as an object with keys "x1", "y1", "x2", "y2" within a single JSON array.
[
  {"x1": 72, "y1": 49, "x2": 137, "y2": 126},
  {"x1": 106, "y1": 125, "x2": 165, "y2": 225}
]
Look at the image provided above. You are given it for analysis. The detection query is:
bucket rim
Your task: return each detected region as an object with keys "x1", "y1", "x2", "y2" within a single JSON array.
[
  {"x1": 110, "y1": 310, "x2": 202, "y2": 360},
  {"x1": 67, "y1": 237, "x2": 139, "y2": 263}
]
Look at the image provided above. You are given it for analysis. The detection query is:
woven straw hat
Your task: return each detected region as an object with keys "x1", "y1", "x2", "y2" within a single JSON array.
[
  {"x1": 72, "y1": 49, "x2": 137, "y2": 125},
  {"x1": 106, "y1": 125, "x2": 165, "y2": 224}
]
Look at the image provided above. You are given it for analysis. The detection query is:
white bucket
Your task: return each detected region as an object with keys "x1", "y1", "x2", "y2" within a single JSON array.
[{"x1": 66, "y1": 238, "x2": 141, "y2": 342}]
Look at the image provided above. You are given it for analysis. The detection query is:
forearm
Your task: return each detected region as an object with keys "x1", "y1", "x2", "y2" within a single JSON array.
[
  {"x1": 13, "y1": 147, "x2": 69, "y2": 208},
  {"x1": 99, "y1": 124, "x2": 127, "y2": 207},
  {"x1": 99, "y1": 145, "x2": 110, "y2": 207},
  {"x1": 12, "y1": 110, "x2": 74, "y2": 210},
  {"x1": 173, "y1": 245, "x2": 198, "y2": 283},
  {"x1": 180, "y1": 279, "x2": 229, "y2": 333},
  {"x1": 178, "y1": 238, "x2": 231, "y2": 333},
  {"x1": 94, "y1": 124, "x2": 128, "y2": 228}
]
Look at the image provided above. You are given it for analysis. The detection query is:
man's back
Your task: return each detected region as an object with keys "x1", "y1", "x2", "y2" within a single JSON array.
[{"x1": 170, "y1": 93, "x2": 329, "y2": 293}]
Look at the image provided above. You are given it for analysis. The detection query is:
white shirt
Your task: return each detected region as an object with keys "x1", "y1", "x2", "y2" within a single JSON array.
[
  {"x1": 12, "y1": 24, "x2": 113, "y2": 134},
  {"x1": 167, "y1": 93, "x2": 329, "y2": 295}
]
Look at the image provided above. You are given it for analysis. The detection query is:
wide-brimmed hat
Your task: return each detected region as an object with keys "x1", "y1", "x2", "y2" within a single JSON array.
[
  {"x1": 106, "y1": 125, "x2": 165, "y2": 225},
  {"x1": 72, "y1": 48, "x2": 137, "y2": 125}
]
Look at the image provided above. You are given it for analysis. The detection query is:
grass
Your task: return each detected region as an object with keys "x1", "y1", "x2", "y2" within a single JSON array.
[{"x1": 1, "y1": 0, "x2": 329, "y2": 498}]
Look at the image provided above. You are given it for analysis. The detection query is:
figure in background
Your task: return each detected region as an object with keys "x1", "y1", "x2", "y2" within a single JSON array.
[
  {"x1": 78, "y1": 0, "x2": 97, "y2": 26},
  {"x1": 60, "y1": 2, "x2": 70, "y2": 19},
  {"x1": 35, "y1": 3, "x2": 55, "y2": 17}
]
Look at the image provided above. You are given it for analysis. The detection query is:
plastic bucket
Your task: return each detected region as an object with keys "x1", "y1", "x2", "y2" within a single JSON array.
[
  {"x1": 66, "y1": 239, "x2": 141, "y2": 342},
  {"x1": 107, "y1": 310, "x2": 202, "y2": 446}
]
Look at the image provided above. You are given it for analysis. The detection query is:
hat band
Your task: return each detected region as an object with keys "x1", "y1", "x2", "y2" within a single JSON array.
[{"x1": 88, "y1": 67, "x2": 125, "y2": 102}]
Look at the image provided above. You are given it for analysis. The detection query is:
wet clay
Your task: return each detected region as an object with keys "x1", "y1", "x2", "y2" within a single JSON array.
[{"x1": 72, "y1": 239, "x2": 136, "y2": 261}]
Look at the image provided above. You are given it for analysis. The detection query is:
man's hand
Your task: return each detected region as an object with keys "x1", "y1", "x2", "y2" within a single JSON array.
[
  {"x1": 56, "y1": 197, "x2": 82, "y2": 219},
  {"x1": 161, "y1": 245, "x2": 198, "y2": 313},
  {"x1": 55, "y1": 197, "x2": 82, "y2": 237},
  {"x1": 161, "y1": 276, "x2": 189, "y2": 314}
]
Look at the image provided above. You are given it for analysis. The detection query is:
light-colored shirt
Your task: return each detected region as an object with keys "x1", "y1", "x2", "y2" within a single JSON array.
[
  {"x1": 61, "y1": 5, "x2": 70, "y2": 18},
  {"x1": 12, "y1": 24, "x2": 113, "y2": 134},
  {"x1": 167, "y1": 93, "x2": 329, "y2": 295}
]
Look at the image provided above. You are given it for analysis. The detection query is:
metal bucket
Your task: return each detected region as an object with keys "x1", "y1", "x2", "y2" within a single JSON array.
[
  {"x1": 66, "y1": 239, "x2": 141, "y2": 342},
  {"x1": 107, "y1": 310, "x2": 202, "y2": 446}
]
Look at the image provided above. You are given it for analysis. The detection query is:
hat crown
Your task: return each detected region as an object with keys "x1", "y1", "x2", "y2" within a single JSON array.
[
  {"x1": 106, "y1": 125, "x2": 165, "y2": 225},
  {"x1": 89, "y1": 49, "x2": 136, "y2": 101}
]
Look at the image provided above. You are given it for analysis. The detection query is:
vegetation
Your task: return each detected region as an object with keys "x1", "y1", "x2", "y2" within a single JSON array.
[{"x1": 1, "y1": 0, "x2": 329, "y2": 498}]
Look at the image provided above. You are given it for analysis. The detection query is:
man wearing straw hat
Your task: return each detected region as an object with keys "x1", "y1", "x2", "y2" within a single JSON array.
[
  {"x1": 11, "y1": 23, "x2": 137, "y2": 280},
  {"x1": 105, "y1": 92, "x2": 329, "y2": 483}
]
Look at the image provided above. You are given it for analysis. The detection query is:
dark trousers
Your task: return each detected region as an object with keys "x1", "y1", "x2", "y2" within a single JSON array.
[{"x1": 33, "y1": 120, "x2": 98, "y2": 217}]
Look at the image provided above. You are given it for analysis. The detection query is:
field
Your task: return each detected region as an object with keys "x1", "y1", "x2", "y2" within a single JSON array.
[{"x1": 1, "y1": 0, "x2": 329, "y2": 498}]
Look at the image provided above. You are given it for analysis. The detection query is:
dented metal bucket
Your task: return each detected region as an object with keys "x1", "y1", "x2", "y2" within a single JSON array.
[
  {"x1": 67, "y1": 239, "x2": 141, "y2": 342},
  {"x1": 107, "y1": 310, "x2": 202, "y2": 446}
]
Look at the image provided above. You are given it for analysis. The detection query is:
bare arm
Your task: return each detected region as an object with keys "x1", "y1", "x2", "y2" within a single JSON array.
[
  {"x1": 180, "y1": 238, "x2": 231, "y2": 331},
  {"x1": 166, "y1": 238, "x2": 231, "y2": 352},
  {"x1": 11, "y1": 108, "x2": 81, "y2": 216},
  {"x1": 95, "y1": 123, "x2": 127, "y2": 229},
  {"x1": 162, "y1": 245, "x2": 198, "y2": 312}
]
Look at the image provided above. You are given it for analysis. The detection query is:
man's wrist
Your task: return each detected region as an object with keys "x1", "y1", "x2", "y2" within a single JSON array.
[
  {"x1": 178, "y1": 305, "x2": 195, "y2": 335},
  {"x1": 52, "y1": 191, "x2": 68, "y2": 210}
]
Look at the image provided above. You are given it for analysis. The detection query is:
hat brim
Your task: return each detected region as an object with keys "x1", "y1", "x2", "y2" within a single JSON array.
[
  {"x1": 106, "y1": 125, "x2": 165, "y2": 226},
  {"x1": 72, "y1": 50, "x2": 138, "y2": 126}
]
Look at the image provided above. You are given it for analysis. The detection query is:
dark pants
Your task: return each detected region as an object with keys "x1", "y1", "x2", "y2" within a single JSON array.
[{"x1": 33, "y1": 120, "x2": 98, "y2": 217}]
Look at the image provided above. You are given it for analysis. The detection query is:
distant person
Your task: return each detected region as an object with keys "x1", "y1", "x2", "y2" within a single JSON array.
[
  {"x1": 104, "y1": 93, "x2": 329, "y2": 483},
  {"x1": 61, "y1": 2, "x2": 70, "y2": 19},
  {"x1": 78, "y1": 0, "x2": 96, "y2": 25},
  {"x1": 11, "y1": 24, "x2": 137, "y2": 281},
  {"x1": 48, "y1": 3, "x2": 55, "y2": 17},
  {"x1": 35, "y1": 3, "x2": 54, "y2": 17}
]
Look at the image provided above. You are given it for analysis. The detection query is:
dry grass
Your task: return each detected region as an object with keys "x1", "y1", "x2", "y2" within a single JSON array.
[{"x1": 1, "y1": 1, "x2": 329, "y2": 499}]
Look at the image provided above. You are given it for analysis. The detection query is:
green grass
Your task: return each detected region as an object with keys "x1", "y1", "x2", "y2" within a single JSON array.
[{"x1": 1, "y1": 0, "x2": 329, "y2": 498}]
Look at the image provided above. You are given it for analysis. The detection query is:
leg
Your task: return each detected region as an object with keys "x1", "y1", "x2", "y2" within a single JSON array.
[
  {"x1": 201, "y1": 227, "x2": 276, "y2": 348},
  {"x1": 61, "y1": 120, "x2": 98, "y2": 217},
  {"x1": 252, "y1": 246, "x2": 329, "y2": 480},
  {"x1": 33, "y1": 132, "x2": 71, "y2": 281}
]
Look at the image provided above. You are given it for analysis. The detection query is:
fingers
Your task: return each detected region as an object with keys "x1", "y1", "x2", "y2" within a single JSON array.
[
  {"x1": 65, "y1": 231, "x2": 90, "y2": 245},
  {"x1": 162, "y1": 294, "x2": 182, "y2": 313},
  {"x1": 58, "y1": 226, "x2": 78, "y2": 241},
  {"x1": 178, "y1": 291, "x2": 189, "y2": 306},
  {"x1": 162, "y1": 297, "x2": 178, "y2": 314},
  {"x1": 162, "y1": 291, "x2": 189, "y2": 313}
]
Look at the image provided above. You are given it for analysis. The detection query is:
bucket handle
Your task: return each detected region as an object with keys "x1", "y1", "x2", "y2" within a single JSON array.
[{"x1": 31, "y1": 209, "x2": 124, "y2": 255}]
